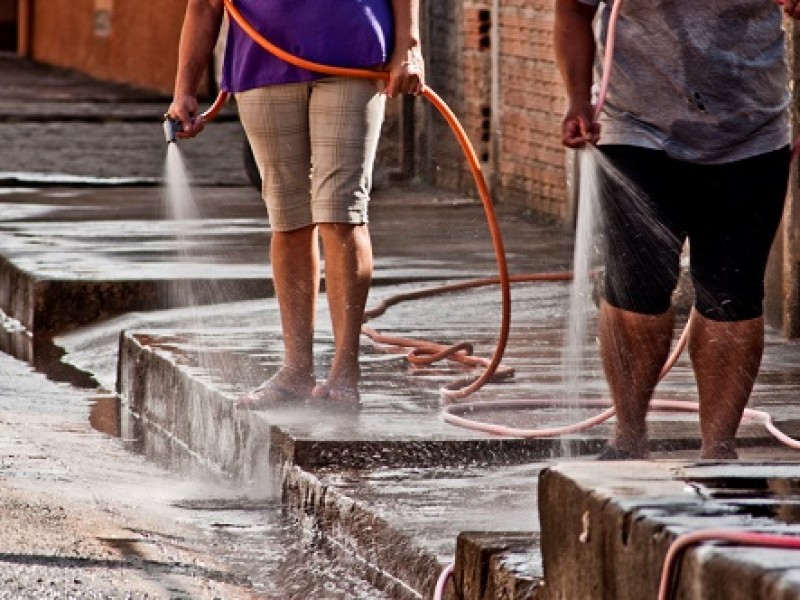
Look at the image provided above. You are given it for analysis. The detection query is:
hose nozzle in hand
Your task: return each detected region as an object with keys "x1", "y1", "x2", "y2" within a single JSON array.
[{"x1": 162, "y1": 115, "x2": 183, "y2": 144}]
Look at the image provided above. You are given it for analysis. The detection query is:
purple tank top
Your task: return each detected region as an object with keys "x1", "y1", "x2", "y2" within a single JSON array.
[{"x1": 220, "y1": 0, "x2": 395, "y2": 92}]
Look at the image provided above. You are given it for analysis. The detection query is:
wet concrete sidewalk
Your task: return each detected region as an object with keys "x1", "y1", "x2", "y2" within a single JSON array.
[
  {"x1": 0, "y1": 347, "x2": 257, "y2": 598},
  {"x1": 5, "y1": 51, "x2": 800, "y2": 599}
]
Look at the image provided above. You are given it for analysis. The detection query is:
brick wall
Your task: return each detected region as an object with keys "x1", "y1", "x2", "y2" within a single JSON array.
[
  {"x1": 424, "y1": 0, "x2": 468, "y2": 188},
  {"x1": 498, "y1": 2, "x2": 568, "y2": 219},
  {"x1": 424, "y1": 0, "x2": 569, "y2": 221}
]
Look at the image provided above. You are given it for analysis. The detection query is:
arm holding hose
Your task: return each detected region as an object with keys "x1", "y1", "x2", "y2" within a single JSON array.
[
  {"x1": 167, "y1": 0, "x2": 225, "y2": 139},
  {"x1": 383, "y1": 0, "x2": 425, "y2": 97},
  {"x1": 167, "y1": 0, "x2": 424, "y2": 134},
  {"x1": 785, "y1": 0, "x2": 800, "y2": 17},
  {"x1": 553, "y1": 0, "x2": 600, "y2": 148}
]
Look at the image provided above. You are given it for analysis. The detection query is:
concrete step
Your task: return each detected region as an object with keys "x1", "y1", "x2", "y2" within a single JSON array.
[{"x1": 538, "y1": 460, "x2": 800, "y2": 600}]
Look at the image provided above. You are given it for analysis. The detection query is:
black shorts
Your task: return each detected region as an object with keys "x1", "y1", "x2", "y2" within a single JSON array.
[{"x1": 597, "y1": 144, "x2": 790, "y2": 322}]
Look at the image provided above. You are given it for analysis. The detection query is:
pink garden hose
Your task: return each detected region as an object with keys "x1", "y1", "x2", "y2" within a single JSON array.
[
  {"x1": 195, "y1": 3, "x2": 800, "y2": 598},
  {"x1": 433, "y1": 0, "x2": 800, "y2": 597},
  {"x1": 658, "y1": 528, "x2": 800, "y2": 600}
]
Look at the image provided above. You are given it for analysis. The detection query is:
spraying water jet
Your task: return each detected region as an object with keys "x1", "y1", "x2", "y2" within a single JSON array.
[
  {"x1": 170, "y1": 0, "x2": 800, "y2": 452},
  {"x1": 163, "y1": 1, "x2": 800, "y2": 598}
]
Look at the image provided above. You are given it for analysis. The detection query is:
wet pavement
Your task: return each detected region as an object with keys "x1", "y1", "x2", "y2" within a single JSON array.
[
  {"x1": 0, "y1": 339, "x2": 412, "y2": 599},
  {"x1": 4, "y1": 51, "x2": 800, "y2": 599}
]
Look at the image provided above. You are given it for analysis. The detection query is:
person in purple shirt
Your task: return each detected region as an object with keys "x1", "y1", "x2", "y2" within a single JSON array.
[{"x1": 167, "y1": 0, "x2": 425, "y2": 409}]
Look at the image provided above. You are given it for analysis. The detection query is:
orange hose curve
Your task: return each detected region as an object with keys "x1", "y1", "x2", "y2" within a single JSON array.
[
  {"x1": 215, "y1": 0, "x2": 512, "y2": 401},
  {"x1": 201, "y1": 1, "x2": 800, "y2": 450},
  {"x1": 199, "y1": 89, "x2": 229, "y2": 123},
  {"x1": 199, "y1": 9, "x2": 800, "y2": 600}
]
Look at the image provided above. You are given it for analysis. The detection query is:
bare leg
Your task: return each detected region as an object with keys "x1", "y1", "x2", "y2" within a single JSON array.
[
  {"x1": 316, "y1": 223, "x2": 373, "y2": 401},
  {"x1": 268, "y1": 225, "x2": 319, "y2": 391},
  {"x1": 689, "y1": 312, "x2": 763, "y2": 459},
  {"x1": 237, "y1": 226, "x2": 319, "y2": 407},
  {"x1": 600, "y1": 301, "x2": 674, "y2": 457}
]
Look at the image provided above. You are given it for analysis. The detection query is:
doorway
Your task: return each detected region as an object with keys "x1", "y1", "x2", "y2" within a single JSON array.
[{"x1": 0, "y1": 0, "x2": 16, "y2": 51}]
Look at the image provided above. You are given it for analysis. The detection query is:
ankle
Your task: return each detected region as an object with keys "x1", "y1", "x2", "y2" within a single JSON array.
[
  {"x1": 272, "y1": 366, "x2": 315, "y2": 387},
  {"x1": 611, "y1": 432, "x2": 649, "y2": 458},
  {"x1": 700, "y1": 439, "x2": 738, "y2": 460},
  {"x1": 326, "y1": 363, "x2": 361, "y2": 387}
]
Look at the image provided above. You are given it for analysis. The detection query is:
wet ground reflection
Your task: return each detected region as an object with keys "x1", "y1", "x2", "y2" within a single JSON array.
[{"x1": 0, "y1": 326, "x2": 396, "y2": 598}]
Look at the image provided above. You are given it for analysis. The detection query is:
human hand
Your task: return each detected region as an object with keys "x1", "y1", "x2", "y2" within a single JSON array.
[
  {"x1": 561, "y1": 102, "x2": 600, "y2": 148},
  {"x1": 382, "y1": 46, "x2": 425, "y2": 98},
  {"x1": 166, "y1": 95, "x2": 205, "y2": 139},
  {"x1": 783, "y1": 0, "x2": 800, "y2": 18}
]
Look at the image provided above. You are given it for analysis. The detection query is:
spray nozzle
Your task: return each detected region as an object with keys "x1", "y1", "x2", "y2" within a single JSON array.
[{"x1": 163, "y1": 115, "x2": 183, "y2": 144}]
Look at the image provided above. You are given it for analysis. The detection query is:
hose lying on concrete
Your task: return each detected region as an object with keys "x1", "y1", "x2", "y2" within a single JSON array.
[
  {"x1": 191, "y1": 2, "x2": 800, "y2": 599},
  {"x1": 212, "y1": 0, "x2": 512, "y2": 403},
  {"x1": 203, "y1": 0, "x2": 800, "y2": 444}
]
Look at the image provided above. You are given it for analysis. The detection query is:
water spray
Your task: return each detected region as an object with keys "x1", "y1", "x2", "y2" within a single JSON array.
[
  {"x1": 179, "y1": 2, "x2": 800, "y2": 598},
  {"x1": 200, "y1": 0, "x2": 800, "y2": 455}
]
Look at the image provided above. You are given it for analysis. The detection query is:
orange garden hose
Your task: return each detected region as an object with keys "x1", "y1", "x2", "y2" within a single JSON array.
[
  {"x1": 210, "y1": 0, "x2": 515, "y2": 402},
  {"x1": 207, "y1": 0, "x2": 685, "y2": 423},
  {"x1": 197, "y1": 3, "x2": 800, "y2": 600},
  {"x1": 204, "y1": 0, "x2": 800, "y2": 432}
]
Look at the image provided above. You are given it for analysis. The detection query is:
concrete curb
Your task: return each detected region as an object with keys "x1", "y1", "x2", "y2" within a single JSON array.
[
  {"x1": 284, "y1": 464, "x2": 440, "y2": 599},
  {"x1": 450, "y1": 531, "x2": 541, "y2": 600},
  {"x1": 538, "y1": 462, "x2": 800, "y2": 600}
]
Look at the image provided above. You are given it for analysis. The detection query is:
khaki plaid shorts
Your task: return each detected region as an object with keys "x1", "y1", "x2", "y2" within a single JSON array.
[{"x1": 236, "y1": 78, "x2": 386, "y2": 232}]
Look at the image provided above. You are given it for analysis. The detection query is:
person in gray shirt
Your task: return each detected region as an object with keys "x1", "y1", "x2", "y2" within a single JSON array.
[{"x1": 554, "y1": 0, "x2": 800, "y2": 459}]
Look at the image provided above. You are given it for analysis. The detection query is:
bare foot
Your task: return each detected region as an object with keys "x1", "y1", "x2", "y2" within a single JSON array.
[
  {"x1": 700, "y1": 440, "x2": 738, "y2": 460},
  {"x1": 311, "y1": 363, "x2": 361, "y2": 407},
  {"x1": 597, "y1": 442, "x2": 649, "y2": 461},
  {"x1": 311, "y1": 381, "x2": 361, "y2": 407},
  {"x1": 608, "y1": 433, "x2": 649, "y2": 460},
  {"x1": 237, "y1": 367, "x2": 315, "y2": 410}
]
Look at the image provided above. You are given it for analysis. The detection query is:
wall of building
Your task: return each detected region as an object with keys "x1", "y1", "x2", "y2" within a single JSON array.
[
  {"x1": 26, "y1": 0, "x2": 207, "y2": 96},
  {"x1": 496, "y1": 1, "x2": 569, "y2": 220},
  {"x1": 424, "y1": 0, "x2": 569, "y2": 221}
]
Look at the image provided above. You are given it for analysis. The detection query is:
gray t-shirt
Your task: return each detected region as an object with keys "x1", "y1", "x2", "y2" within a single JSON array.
[{"x1": 581, "y1": 0, "x2": 791, "y2": 163}]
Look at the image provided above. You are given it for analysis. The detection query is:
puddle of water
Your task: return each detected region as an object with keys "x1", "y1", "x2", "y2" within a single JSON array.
[
  {"x1": 89, "y1": 394, "x2": 121, "y2": 438},
  {"x1": 0, "y1": 312, "x2": 101, "y2": 391},
  {"x1": 0, "y1": 320, "x2": 393, "y2": 597}
]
